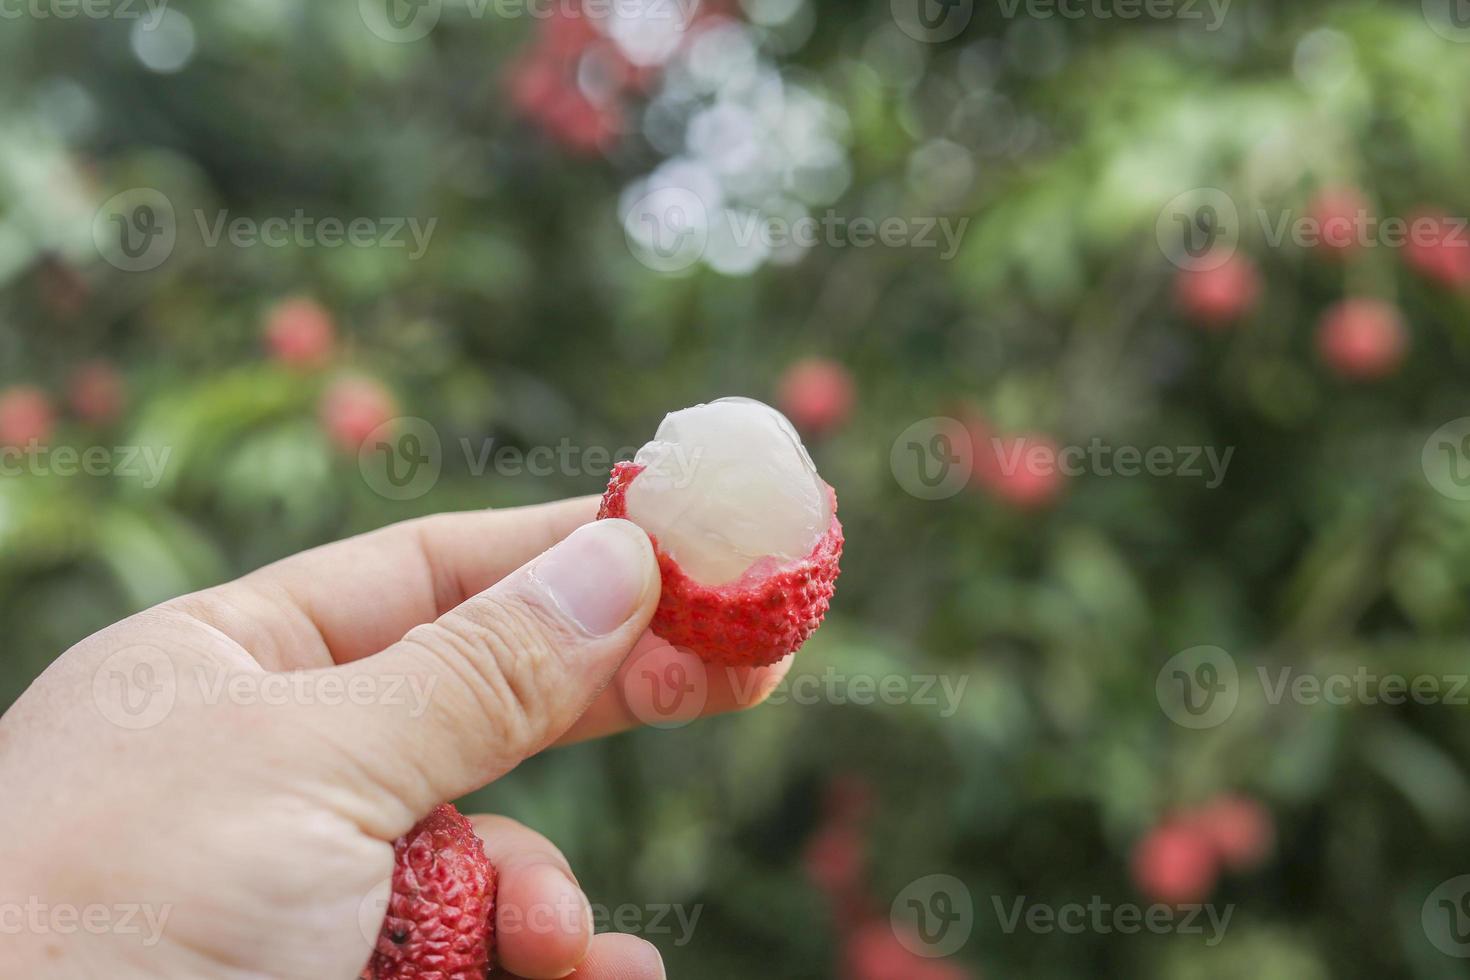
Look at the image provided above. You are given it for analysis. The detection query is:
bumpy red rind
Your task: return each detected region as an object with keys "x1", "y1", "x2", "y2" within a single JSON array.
[
  {"x1": 364, "y1": 803, "x2": 497, "y2": 980},
  {"x1": 598, "y1": 461, "x2": 843, "y2": 667}
]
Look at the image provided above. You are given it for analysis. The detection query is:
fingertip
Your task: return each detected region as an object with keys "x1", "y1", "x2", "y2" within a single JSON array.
[{"x1": 496, "y1": 862, "x2": 593, "y2": 980}]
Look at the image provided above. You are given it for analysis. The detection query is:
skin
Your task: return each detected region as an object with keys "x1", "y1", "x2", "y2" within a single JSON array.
[{"x1": 0, "y1": 497, "x2": 792, "y2": 980}]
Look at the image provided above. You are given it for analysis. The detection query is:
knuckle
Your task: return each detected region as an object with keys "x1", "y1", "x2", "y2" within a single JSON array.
[{"x1": 408, "y1": 595, "x2": 576, "y2": 747}]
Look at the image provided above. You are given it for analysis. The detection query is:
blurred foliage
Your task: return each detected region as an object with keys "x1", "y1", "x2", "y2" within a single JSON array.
[{"x1": 5, "y1": 0, "x2": 1470, "y2": 977}]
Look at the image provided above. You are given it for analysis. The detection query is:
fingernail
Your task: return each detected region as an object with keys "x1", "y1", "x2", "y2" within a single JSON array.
[{"x1": 531, "y1": 520, "x2": 654, "y2": 636}]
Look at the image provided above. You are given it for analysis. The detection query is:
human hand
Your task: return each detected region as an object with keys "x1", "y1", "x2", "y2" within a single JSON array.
[{"x1": 0, "y1": 498, "x2": 791, "y2": 979}]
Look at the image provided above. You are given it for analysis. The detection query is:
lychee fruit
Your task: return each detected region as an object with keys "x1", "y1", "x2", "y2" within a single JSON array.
[
  {"x1": 1175, "y1": 252, "x2": 1261, "y2": 328},
  {"x1": 265, "y1": 297, "x2": 336, "y2": 367},
  {"x1": 974, "y1": 432, "x2": 1065, "y2": 510},
  {"x1": 1307, "y1": 186, "x2": 1369, "y2": 256},
  {"x1": 0, "y1": 385, "x2": 56, "y2": 449},
  {"x1": 1316, "y1": 298, "x2": 1407, "y2": 381},
  {"x1": 363, "y1": 803, "x2": 498, "y2": 980},
  {"x1": 777, "y1": 358, "x2": 856, "y2": 436},
  {"x1": 843, "y1": 920, "x2": 971, "y2": 980},
  {"x1": 1188, "y1": 794, "x2": 1274, "y2": 873},
  {"x1": 1131, "y1": 819, "x2": 1219, "y2": 906},
  {"x1": 1403, "y1": 210, "x2": 1470, "y2": 289},
  {"x1": 598, "y1": 397, "x2": 843, "y2": 667},
  {"x1": 67, "y1": 361, "x2": 128, "y2": 426},
  {"x1": 320, "y1": 376, "x2": 398, "y2": 453}
]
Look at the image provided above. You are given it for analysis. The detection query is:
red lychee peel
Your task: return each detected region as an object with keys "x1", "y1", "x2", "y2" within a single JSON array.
[
  {"x1": 364, "y1": 803, "x2": 497, "y2": 980},
  {"x1": 599, "y1": 461, "x2": 843, "y2": 667}
]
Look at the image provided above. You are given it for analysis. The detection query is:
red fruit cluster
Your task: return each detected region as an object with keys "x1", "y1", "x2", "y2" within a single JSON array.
[
  {"x1": 1174, "y1": 252, "x2": 1262, "y2": 328},
  {"x1": 68, "y1": 361, "x2": 128, "y2": 426},
  {"x1": 801, "y1": 778, "x2": 972, "y2": 980},
  {"x1": 1131, "y1": 794, "x2": 1274, "y2": 905},
  {"x1": 506, "y1": 8, "x2": 637, "y2": 156},
  {"x1": 363, "y1": 804, "x2": 498, "y2": 980},
  {"x1": 777, "y1": 358, "x2": 856, "y2": 437},
  {"x1": 0, "y1": 364, "x2": 133, "y2": 449},
  {"x1": 1316, "y1": 298, "x2": 1407, "y2": 381},
  {"x1": 1403, "y1": 209, "x2": 1470, "y2": 289},
  {"x1": 598, "y1": 461, "x2": 843, "y2": 667},
  {"x1": 844, "y1": 920, "x2": 972, "y2": 980},
  {"x1": 265, "y1": 297, "x2": 336, "y2": 367},
  {"x1": 959, "y1": 411, "x2": 1065, "y2": 511},
  {"x1": 0, "y1": 385, "x2": 56, "y2": 449},
  {"x1": 319, "y1": 376, "x2": 399, "y2": 453}
]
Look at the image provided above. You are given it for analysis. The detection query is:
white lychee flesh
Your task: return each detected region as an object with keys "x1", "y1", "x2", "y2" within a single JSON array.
[{"x1": 624, "y1": 397, "x2": 832, "y2": 587}]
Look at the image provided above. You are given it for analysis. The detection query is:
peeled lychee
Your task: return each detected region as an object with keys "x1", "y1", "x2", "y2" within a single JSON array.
[
  {"x1": 599, "y1": 397, "x2": 843, "y2": 666},
  {"x1": 363, "y1": 803, "x2": 498, "y2": 980}
]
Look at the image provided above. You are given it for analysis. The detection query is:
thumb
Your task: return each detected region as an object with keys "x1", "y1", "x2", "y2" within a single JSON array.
[{"x1": 302, "y1": 518, "x2": 658, "y2": 824}]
